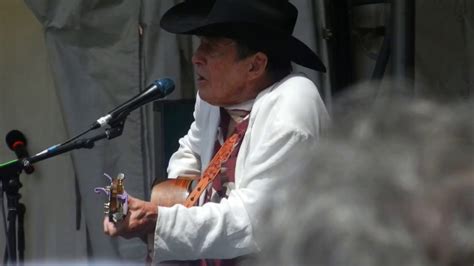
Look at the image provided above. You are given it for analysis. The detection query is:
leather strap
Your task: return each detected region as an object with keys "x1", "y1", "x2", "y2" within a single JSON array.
[{"x1": 184, "y1": 132, "x2": 243, "y2": 208}]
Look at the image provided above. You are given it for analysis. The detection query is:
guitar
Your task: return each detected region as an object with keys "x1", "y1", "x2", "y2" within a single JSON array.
[
  {"x1": 95, "y1": 173, "x2": 129, "y2": 223},
  {"x1": 150, "y1": 131, "x2": 242, "y2": 208},
  {"x1": 95, "y1": 173, "x2": 196, "y2": 223},
  {"x1": 144, "y1": 177, "x2": 196, "y2": 264},
  {"x1": 95, "y1": 174, "x2": 197, "y2": 264},
  {"x1": 149, "y1": 176, "x2": 196, "y2": 207}
]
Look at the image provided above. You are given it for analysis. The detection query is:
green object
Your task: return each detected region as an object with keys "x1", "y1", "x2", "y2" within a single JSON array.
[{"x1": 0, "y1": 159, "x2": 19, "y2": 168}]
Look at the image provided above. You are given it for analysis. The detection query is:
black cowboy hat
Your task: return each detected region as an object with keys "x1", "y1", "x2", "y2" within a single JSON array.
[{"x1": 160, "y1": 0, "x2": 326, "y2": 72}]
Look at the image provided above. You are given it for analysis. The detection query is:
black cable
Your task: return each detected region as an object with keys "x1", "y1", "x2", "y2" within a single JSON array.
[
  {"x1": 371, "y1": 32, "x2": 391, "y2": 80},
  {"x1": 352, "y1": 0, "x2": 389, "y2": 6},
  {"x1": 371, "y1": 0, "x2": 392, "y2": 81}
]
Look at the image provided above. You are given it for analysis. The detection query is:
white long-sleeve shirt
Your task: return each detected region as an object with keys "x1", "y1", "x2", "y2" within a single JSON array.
[{"x1": 153, "y1": 73, "x2": 330, "y2": 262}]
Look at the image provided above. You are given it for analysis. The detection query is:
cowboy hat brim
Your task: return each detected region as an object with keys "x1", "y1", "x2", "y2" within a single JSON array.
[{"x1": 160, "y1": 1, "x2": 326, "y2": 72}]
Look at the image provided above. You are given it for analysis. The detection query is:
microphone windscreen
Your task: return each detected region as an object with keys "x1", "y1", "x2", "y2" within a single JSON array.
[
  {"x1": 154, "y1": 78, "x2": 175, "y2": 96},
  {"x1": 5, "y1": 129, "x2": 27, "y2": 150}
]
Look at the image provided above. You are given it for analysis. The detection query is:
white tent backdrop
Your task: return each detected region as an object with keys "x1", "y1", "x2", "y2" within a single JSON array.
[
  {"x1": 0, "y1": 0, "x2": 86, "y2": 262},
  {"x1": 0, "y1": 0, "x2": 472, "y2": 264}
]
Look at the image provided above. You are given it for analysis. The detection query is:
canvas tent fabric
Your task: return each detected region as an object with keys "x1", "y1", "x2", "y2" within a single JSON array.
[{"x1": 1, "y1": 0, "x2": 471, "y2": 264}]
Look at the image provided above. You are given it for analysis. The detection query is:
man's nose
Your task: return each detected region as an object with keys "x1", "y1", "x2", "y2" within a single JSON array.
[{"x1": 192, "y1": 47, "x2": 205, "y2": 66}]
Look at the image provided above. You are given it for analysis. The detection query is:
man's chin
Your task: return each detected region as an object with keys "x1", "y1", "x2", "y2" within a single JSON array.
[
  {"x1": 198, "y1": 92, "x2": 224, "y2": 107},
  {"x1": 200, "y1": 96, "x2": 218, "y2": 106},
  {"x1": 196, "y1": 79, "x2": 208, "y2": 89}
]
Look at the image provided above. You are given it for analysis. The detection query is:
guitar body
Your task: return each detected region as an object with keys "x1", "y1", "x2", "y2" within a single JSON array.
[
  {"x1": 150, "y1": 177, "x2": 195, "y2": 207},
  {"x1": 147, "y1": 177, "x2": 197, "y2": 264}
]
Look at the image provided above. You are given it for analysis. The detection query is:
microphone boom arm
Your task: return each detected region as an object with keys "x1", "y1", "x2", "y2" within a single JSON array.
[
  {"x1": 29, "y1": 122, "x2": 125, "y2": 165},
  {"x1": 0, "y1": 118, "x2": 126, "y2": 178}
]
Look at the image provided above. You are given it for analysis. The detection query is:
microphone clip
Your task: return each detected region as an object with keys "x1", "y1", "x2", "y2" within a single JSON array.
[{"x1": 105, "y1": 119, "x2": 126, "y2": 140}]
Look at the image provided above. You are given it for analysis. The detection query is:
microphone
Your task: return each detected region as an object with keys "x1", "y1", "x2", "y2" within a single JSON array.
[
  {"x1": 5, "y1": 130, "x2": 35, "y2": 174},
  {"x1": 91, "y1": 78, "x2": 175, "y2": 129}
]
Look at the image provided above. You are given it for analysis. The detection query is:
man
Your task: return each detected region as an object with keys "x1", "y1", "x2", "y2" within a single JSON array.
[{"x1": 104, "y1": 0, "x2": 329, "y2": 263}]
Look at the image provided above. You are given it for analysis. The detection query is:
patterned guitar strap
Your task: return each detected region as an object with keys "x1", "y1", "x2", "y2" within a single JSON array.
[{"x1": 184, "y1": 119, "x2": 247, "y2": 207}]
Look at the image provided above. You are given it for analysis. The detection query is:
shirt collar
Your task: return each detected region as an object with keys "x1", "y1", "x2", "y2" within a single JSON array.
[{"x1": 224, "y1": 98, "x2": 255, "y2": 113}]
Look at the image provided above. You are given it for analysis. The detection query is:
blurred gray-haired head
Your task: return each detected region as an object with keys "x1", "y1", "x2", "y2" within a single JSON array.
[{"x1": 251, "y1": 89, "x2": 474, "y2": 266}]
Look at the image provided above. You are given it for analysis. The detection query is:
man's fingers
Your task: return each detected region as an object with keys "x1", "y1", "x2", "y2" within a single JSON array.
[
  {"x1": 103, "y1": 217, "x2": 108, "y2": 234},
  {"x1": 103, "y1": 217, "x2": 121, "y2": 237},
  {"x1": 127, "y1": 194, "x2": 137, "y2": 204},
  {"x1": 102, "y1": 193, "x2": 154, "y2": 239}
]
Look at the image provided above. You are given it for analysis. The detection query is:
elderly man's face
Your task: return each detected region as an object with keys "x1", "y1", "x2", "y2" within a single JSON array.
[{"x1": 192, "y1": 36, "x2": 253, "y2": 106}]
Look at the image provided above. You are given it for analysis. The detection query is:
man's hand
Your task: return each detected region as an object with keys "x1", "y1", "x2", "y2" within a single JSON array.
[{"x1": 103, "y1": 195, "x2": 158, "y2": 239}]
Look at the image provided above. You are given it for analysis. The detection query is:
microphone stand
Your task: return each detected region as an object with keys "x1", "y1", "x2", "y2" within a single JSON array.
[
  {"x1": 0, "y1": 120, "x2": 125, "y2": 265},
  {"x1": 0, "y1": 164, "x2": 24, "y2": 266}
]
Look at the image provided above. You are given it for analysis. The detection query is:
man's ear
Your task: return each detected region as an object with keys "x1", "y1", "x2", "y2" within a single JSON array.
[{"x1": 248, "y1": 52, "x2": 268, "y2": 80}]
